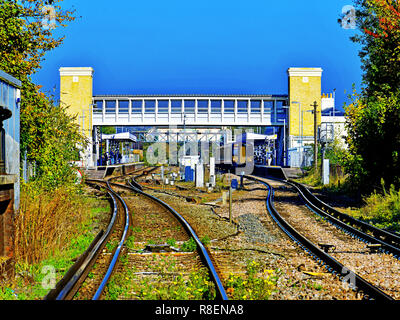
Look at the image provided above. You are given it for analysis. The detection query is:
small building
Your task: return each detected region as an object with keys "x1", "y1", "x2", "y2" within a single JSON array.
[
  {"x1": 321, "y1": 115, "x2": 347, "y2": 149},
  {"x1": 98, "y1": 132, "x2": 140, "y2": 165},
  {"x1": 320, "y1": 93, "x2": 347, "y2": 149},
  {"x1": 0, "y1": 69, "x2": 21, "y2": 278}
]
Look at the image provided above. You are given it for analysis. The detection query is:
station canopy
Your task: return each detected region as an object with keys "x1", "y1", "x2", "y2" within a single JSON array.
[
  {"x1": 235, "y1": 132, "x2": 277, "y2": 143},
  {"x1": 101, "y1": 132, "x2": 137, "y2": 142}
]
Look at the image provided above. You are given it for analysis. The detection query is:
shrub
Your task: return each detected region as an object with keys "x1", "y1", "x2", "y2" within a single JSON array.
[
  {"x1": 352, "y1": 181, "x2": 400, "y2": 232},
  {"x1": 15, "y1": 184, "x2": 91, "y2": 265}
]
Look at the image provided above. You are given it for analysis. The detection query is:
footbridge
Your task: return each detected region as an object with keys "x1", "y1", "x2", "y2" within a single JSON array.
[{"x1": 92, "y1": 94, "x2": 289, "y2": 127}]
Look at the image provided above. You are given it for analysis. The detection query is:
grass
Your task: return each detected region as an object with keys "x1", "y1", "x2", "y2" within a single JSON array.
[
  {"x1": 345, "y1": 182, "x2": 400, "y2": 232},
  {"x1": 299, "y1": 167, "x2": 400, "y2": 233},
  {"x1": 0, "y1": 185, "x2": 111, "y2": 300},
  {"x1": 296, "y1": 165, "x2": 351, "y2": 195}
]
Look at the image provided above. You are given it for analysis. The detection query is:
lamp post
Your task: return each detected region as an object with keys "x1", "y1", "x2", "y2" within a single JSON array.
[
  {"x1": 278, "y1": 105, "x2": 289, "y2": 167},
  {"x1": 333, "y1": 89, "x2": 336, "y2": 118},
  {"x1": 291, "y1": 101, "x2": 302, "y2": 167},
  {"x1": 311, "y1": 101, "x2": 319, "y2": 171},
  {"x1": 182, "y1": 111, "x2": 187, "y2": 157}
]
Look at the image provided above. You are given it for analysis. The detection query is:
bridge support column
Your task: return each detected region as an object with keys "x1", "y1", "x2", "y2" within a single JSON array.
[
  {"x1": 287, "y1": 68, "x2": 322, "y2": 167},
  {"x1": 60, "y1": 67, "x2": 95, "y2": 168}
]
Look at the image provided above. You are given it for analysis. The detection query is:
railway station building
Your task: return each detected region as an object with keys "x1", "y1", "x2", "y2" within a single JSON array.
[
  {"x1": 0, "y1": 69, "x2": 21, "y2": 279},
  {"x1": 59, "y1": 66, "x2": 345, "y2": 169}
]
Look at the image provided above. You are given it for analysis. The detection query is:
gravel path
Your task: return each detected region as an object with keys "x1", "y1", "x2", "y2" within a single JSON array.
[{"x1": 237, "y1": 213, "x2": 276, "y2": 244}]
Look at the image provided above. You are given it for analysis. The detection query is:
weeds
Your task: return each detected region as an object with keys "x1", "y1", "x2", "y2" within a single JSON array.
[
  {"x1": 180, "y1": 236, "x2": 210, "y2": 252},
  {"x1": 181, "y1": 238, "x2": 197, "y2": 252},
  {"x1": 0, "y1": 183, "x2": 110, "y2": 300},
  {"x1": 225, "y1": 260, "x2": 279, "y2": 300},
  {"x1": 349, "y1": 181, "x2": 400, "y2": 232},
  {"x1": 106, "y1": 261, "x2": 216, "y2": 300},
  {"x1": 14, "y1": 185, "x2": 94, "y2": 265}
]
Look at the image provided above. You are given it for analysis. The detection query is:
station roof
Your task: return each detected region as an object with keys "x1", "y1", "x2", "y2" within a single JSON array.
[
  {"x1": 236, "y1": 133, "x2": 277, "y2": 142},
  {"x1": 101, "y1": 132, "x2": 137, "y2": 142}
]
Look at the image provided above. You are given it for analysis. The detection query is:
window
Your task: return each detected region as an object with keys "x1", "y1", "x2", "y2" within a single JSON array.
[
  {"x1": 198, "y1": 100, "x2": 208, "y2": 114},
  {"x1": 145, "y1": 100, "x2": 156, "y2": 113},
  {"x1": 251, "y1": 100, "x2": 261, "y2": 113},
  {"x1": 263, "y1": 100, "x2": 274, "y2": 114},
  {"x1": 171, "y1": 100, "x2": 182, "y2": 113},
  {"x1": 276, "y1": 100, "x2": 288, "y2": 121},
  {"x1": 211, "y1": 100, "x2": 222, "y2": 114},
  {"x1": 93, "y1": 100, "x2": 103, "y2": 113},
  {"x1": 118, "y1": 100, "x2": 129, "y2": 114},
  {"x1": 276, "y1": 100, "x2": 287, "y2": 108},
  {"x1": 158, "y1": 100, "x2": 169, "y2": 114},
  {"x1": 105, "y1": 100, "x2": 116, "y2": 113},
  {"x1": 237, "y1": 100, "x2": 248, "y2": 114},
  {"x1": 184, "y1": 100, "x2": 195, "y2": 113},
  {"x1": 131, "y1": 100, "x2": 142, "y2": 114},
  {"x1": 224, "y1": 100, "x2": 234, "y2": 113}
]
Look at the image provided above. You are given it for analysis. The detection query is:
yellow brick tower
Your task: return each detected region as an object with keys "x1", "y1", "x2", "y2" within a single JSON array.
[
  {"x1": 59, "y1": 67, "x2": 94, "y2": 167},
  {"x1": 287, "y1": 67, "x2": 322, "y2": 150}
]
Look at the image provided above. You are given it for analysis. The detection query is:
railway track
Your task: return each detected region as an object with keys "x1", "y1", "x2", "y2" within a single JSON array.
[
  {"x1": 112, "y1": 176, "x2": 228, "y2": 300},
  {"x1": 287, "y1": 179, "x2": 400, "y2": 253},
  {"x1": 44, "y1": 180, "x2": 129, "y2": 300},
  {"x1": 247, "y1": 175, "x2": 396, "y2": 300},
  {"x1": 45, "y1": 168, "x2": 228, "y2": 300}
]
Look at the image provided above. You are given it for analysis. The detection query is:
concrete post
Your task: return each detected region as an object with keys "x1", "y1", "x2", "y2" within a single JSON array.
[
  {"x1": 196, "y1": 162, "x2": 204, "y2": 188},
  {"x1": 209, "y1": 157, "x2": 215, "y2": 187},
  {"x1": 322, "y1": 158, "x2": 330, "y2": 185}
]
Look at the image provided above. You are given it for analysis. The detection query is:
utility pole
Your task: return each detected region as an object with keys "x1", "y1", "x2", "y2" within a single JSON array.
[
  {"x1": 228, "y1": 169, "x2": 232, "y2": 224},
  {"x1": 311, "y1": 101, "x2": 319, "y2": 171}
]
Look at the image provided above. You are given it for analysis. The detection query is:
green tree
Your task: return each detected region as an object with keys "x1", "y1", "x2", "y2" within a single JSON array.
[
  {"x1": 339, "y1": 1, "x2": 400, "y2": 192},
  {"x1": 0, "y1": 0, "x2": 84, "y2": 189},
  {"x1": 347, "y1": 0, "x2": 400, "y2": 96},
  {"x1": 101, "y1": 126, "x2": 116, "y2": 135},
  {"x1": 343, "y1": 91, "x2": 400, "y2": 191}
]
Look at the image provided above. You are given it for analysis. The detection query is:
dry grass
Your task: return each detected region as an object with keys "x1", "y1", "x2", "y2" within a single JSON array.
[{"x1": 14, "y1": 186, "x2": 89, "y2": 265}]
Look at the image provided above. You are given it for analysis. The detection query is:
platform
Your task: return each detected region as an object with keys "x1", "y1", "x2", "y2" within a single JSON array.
[
  {"x1": 85, "y1": 162, "x2": 144, "y2": 179},
  {"x1": 282, "y1": 167, "x2": 304, "y2": 179},
  {"x1": 254, "y1": 165, "x2": 287, "y2": 180}
]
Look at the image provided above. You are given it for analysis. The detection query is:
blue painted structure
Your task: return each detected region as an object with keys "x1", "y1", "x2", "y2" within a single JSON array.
[
  {"x1": 0, "y1": 69, "x2": 21, "y2": 210},
  {"x1": 185, "y1": 166, "x2": 194, "y2": 182}
]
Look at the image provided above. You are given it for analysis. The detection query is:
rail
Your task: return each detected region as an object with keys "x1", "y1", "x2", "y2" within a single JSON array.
[
  {"x1": 246, "y1": 175, "x2": 394, "y2": 300},
  {"x1": 44, "y1": 181, "x2": 128, "y2": 300},
  {"x1": 288, "y1": 179, "x2": 400, "y2": 250},
  {"x1": 116, "y1": 174, "x2": 228, "y2": 300},
  {"x1": 286, "y1": 180, "x2": 400, "y2": 258}
]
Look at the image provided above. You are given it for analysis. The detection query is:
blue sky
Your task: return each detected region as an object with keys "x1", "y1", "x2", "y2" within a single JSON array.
[{"x1": 32, "y1": 0, "x2": 362, "y2": 111}]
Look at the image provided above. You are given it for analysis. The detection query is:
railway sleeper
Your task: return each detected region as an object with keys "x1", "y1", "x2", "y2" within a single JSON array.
[
  {"x1": 318, "y1": 243, "x2": 336, "y2": 253},
  {"x1": 367, "y1": 244, "x2": 382, "y2": 253},
  {"x1": 144, "y1": 244, "x2": 180, "y2": 253}
]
